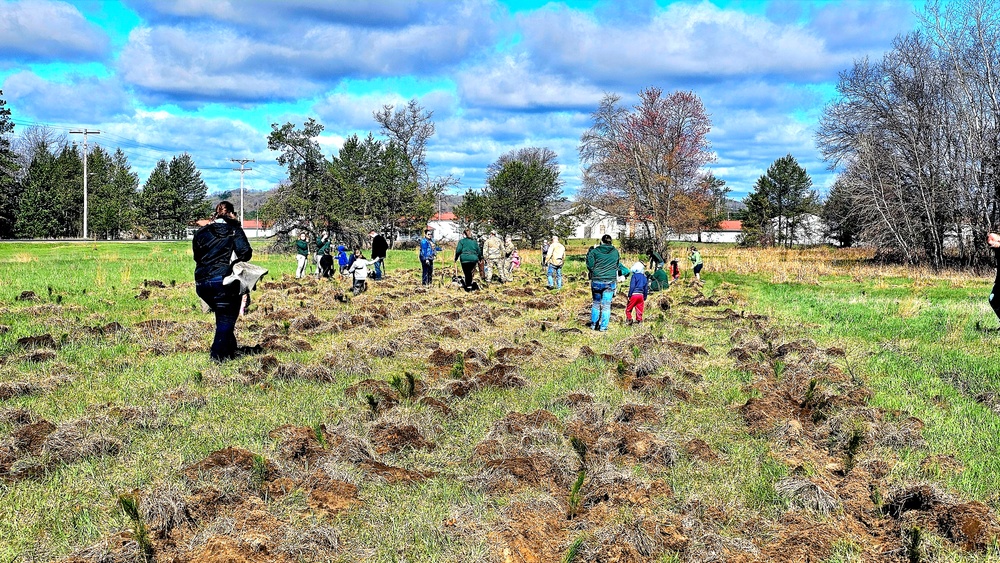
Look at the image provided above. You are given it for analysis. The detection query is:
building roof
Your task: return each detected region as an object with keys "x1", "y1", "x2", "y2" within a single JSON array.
[
  {"x1": 430, "y1": 212, "x2": 457, "y2": 221},
  {"x1": 718, "y1": 220, "x2": 742, "y2": 231}
]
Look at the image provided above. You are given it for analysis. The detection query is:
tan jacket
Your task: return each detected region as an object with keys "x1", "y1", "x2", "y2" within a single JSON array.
[
  {"x1": 546, "y1": 242, "x2": 565, "y2": 266},
  {"x1": 483, "y1": 235, "x2": 503, "y2": 259}
]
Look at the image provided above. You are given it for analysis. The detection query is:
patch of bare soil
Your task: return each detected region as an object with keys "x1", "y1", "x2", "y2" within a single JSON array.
[
  {"x1": 369, "y1": 422, "x2": 435, "y2": 454},
  {"x1": 1, "y1": 416, "x2": 124, "y2": 481},
  {"x1": 725, "y1": 319, "x2": 1000, "y2": 560}
]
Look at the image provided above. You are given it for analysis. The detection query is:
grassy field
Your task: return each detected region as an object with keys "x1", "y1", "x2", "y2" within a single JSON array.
[{"x1": 0, "y1": 241, "x2": 998, "y2": 562}]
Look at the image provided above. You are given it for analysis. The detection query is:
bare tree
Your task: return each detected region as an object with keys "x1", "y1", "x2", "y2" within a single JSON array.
[{"x1": 579, "y1": 87, "x2": 714, "y2": 254}]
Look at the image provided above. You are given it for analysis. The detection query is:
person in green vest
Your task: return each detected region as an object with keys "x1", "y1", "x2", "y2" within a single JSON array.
[
  {"x1": 454, "y1": 229, "x2": 483, "y2": 291},
  {"x1": 688, "y1": 246, "x2": 703, "y2": 281},
  {"x1": 314, "y1": 231, "x2": 331, "y2": 279},
  {"x1": 294, "y1": 232, "x2": 309, "y2": 279},
  {"x1": 649, "y1": 264, "x2": 669, "y2": 292}
]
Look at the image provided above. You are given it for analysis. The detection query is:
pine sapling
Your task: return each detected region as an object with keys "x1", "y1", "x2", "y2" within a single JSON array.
[
  {"x1": 450, "y1": 356, "x2": 465, "y2": 379},
  {"x1": 567, "y1": 470, "x2": 586, "y2": 520},
  {"x1": 905, "y1": 526, "x2": 923, "y2": 563},
  {"x1": 117, "y1": 493, "x2": 152, "y2": 561},
  {"x1": 313, "y1": 422, "x2": 328, "y2": 448},
  {"x1": 562, "y1": 535, "x2": 585, "y2": 563},
  {"x1": 250, "y1": 454, "x2": 269, "y2": 495}
]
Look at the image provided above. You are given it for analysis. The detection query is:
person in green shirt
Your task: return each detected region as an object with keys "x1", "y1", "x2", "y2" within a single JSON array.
[
  {"x1": 649, "y1": 266, "x2": 669, "y2": 292},
  {"x1": 294, "y1": 232, "x2": 309, "y2": 278},
  {"x1": 454, "y1": 229, "x2": 483, "y2": 291},
  {"x1": 314, "y1": 231, "x2": 331, "y2": 279},
  {"x1": 585, "y1": 234, "x2": 621, "y2": 331},
  {"x1": 689, "y1": 246, "x2": 703, "y2": 281}
]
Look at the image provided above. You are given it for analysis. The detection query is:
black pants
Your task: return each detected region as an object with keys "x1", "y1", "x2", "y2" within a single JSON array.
[
  {"x1": 421, "y1": 260, "x2": 434, "y2": 285},
  {"x1": 461, "y1": 261, "x2": 478, "y2": 290},
  {"x1": 990, "y1": 282, "x2": 1000, "y2": 321},
  {"x1": 195, "y1": 277, "x2": 240, "y2": 362}
]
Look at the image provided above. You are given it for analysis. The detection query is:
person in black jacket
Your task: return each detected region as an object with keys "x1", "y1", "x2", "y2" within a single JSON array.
[
  {"x1": 989, "y1": 231, "x2": 1000, "y2": 323},
  {"x1": 193, "y1": 201, "x2": 252, "y2": 362},
  {"x1": 370, "y1": 230, "x2": 388, "y2": 280}
]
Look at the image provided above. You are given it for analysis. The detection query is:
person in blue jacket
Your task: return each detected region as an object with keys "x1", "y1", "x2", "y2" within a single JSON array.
[
  {"x1": 418, "y1": 230, "x2": 439, "y2": 285},
  {"x1": 625, "y1": 262, "x2": 649, "y2": 324},
  {"x1": 336, "y1": 244, "x2": 349, "y2": 276}
]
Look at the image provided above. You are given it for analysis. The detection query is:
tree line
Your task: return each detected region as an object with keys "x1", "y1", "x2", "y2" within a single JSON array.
[
  {"x1": 0, "y1": 91, "x2": 211, "y2": 240},
  {"x1": 817, "y1": 0, "x2": 1000, "y2": 268}
]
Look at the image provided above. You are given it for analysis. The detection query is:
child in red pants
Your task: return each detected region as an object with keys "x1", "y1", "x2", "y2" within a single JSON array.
[{"x1": 625, "y1": 262, "x2": 648, "y2": 324}]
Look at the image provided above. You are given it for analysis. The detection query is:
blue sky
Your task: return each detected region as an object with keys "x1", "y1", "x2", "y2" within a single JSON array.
[{"x1": 0, "y1": 0, "x2": 924, "y2": 200}]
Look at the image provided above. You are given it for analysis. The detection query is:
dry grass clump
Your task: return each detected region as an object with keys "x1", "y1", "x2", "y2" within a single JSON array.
[
  {"x1": 42, "y1": 418, "x2": 123, "y2": 463},
  {"x1": 142, "y1": 483, "x2": 193, "y2": 535},
  {"x1": 775, "y1": 477, "x2": 839, "y2": 514},
  {"x1": 275, "y1": 525, "x2": 340, "y2": 558}
]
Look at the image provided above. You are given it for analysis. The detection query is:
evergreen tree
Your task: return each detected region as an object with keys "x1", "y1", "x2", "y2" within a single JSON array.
[
  {"x1": 741, "y1": 154, "x2": 818, "y2": 247},
  {"x1": 15, "y1": 145, "x2": 61, "y2": 238},
  {"x1": 0, "y1": 90, "x2": 20, "y2": 239},
  {"x1": 456, "y1": 147, "x2": 563, "y2": 244},
  {"x1": 53, "y1": 144, "x2": 84, "y2": 237},
  {"x1": 138, "y1": 160, "x2": 176, "y2": 238},
  {"x1": 168, "y1": 153, "x2": 210, "y2": 237},
  {"x1": 91, "y1": 147, "x2": 138, "y2": 239}
]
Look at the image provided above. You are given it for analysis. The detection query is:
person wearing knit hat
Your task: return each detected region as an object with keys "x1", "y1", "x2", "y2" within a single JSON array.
[{"x1": 625, "y1": 261, "x2": 648, "y2": 325}]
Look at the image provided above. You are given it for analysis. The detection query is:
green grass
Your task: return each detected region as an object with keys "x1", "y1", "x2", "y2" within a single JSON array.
[
  {"x1": 722, "y1": 271, "x2": 1000, "y2": 503},
  {"x1": 1, "y1": 242, "x2": 999, "y2": 561}
]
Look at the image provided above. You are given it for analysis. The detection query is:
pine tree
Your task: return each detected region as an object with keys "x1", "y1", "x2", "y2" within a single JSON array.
[
  {"x1": 138, "y1": 160, "x2": 176, "y2": 238},
  {"x1": 169, "y1": 153, "x2": 210, "y2": 237},
  {"x1": 91, "y1": 147, "x2": 138, "y2": 239},
  {"x1": 15, "y1": 146, "x2": 60, "y2": 238},
  {"x1": 741, "y1": 154, "x2": 818, "y2": 247},
  {"x1": 0, "y1": 90, "x2": 20, "y2": 239}
]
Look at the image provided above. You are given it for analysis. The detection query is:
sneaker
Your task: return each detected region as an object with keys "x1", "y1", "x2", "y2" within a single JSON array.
[
  {"x1": 625, "y1": 320, "x2": 633, "y2": 326},
  {"x1": 588, "y1": 323, "x2": 597, "y2": 331}
]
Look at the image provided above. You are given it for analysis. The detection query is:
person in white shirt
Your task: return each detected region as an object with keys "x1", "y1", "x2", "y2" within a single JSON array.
[{"x1": 347, "y1": 250, "x2": 370, "y2": 295}]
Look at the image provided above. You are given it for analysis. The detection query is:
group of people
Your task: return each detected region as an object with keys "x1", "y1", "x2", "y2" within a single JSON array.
[
  {"x1": 295, "y1": 229, "x2": 390, "y2": 295},
  {"x1": 194, "y1": 205, "x2": 705, "y2": 361},
  {"x1": 418, "y1": 228, "x2": 522, "y2": 291}
]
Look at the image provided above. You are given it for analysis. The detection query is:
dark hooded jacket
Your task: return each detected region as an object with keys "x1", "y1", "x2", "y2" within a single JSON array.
[
  {"x1": 371, "y1": 234, "x2": 388, "y2": 260},
  {"x1": 193, "y1": 220, "x2": 252, "y2": 282},
  {"x1": 586, "y1": 243, "x2": 620, "y2": 282}
]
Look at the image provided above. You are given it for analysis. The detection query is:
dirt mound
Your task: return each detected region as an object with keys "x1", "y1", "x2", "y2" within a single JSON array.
[
  {"x1": 16, "y1": 334, "x2": 57, "y2": 349},
  {"x1": 183, "y1": 446, "x2": 278, "y2": 484},
  {"x1": 684, "y1": 438, "x2": 719, "y2": 462},
  {"x1": 268, "y1": 425, "x2": 327, "y2": 461},
  {"x1": 428, "y1": 347, "x2": 461, "y2": 367},
  {"x1": 370, "y1": 423, "x2": 435, "y2": 454},
  {"x1": 307, "y1": 474, "x2": 362, "y2": 516},
  {"x1": 15, "y1": 291, "x2": 38, "y2": 301}
]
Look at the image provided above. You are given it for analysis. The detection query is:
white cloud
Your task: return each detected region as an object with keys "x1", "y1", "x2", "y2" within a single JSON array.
[
  {"x1": 116, "y1": 1, "x2": 499, "y2": 105},
  {"x1": 516, "y1": 2, "x2": 851, "y2": 86},
  {"x1": 2, "y1": 71, "x2": 132, "y2": 122},
  {"x1": 456, "y1": 55, "x2": 606, "y2": 111},
  {"x1": 0, "y1": 0, "x2": 109, "y2": 62}
]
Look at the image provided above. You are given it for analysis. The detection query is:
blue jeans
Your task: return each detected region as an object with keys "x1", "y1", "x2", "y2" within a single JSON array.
[
  {"x1": 373, "y1": 257, "x2": 383, "y2": 280},
  {"x1": 590, "y1": 280, "x2": 616, "y2": 330},
  {"x1": 196, "y1": 276, "x2": 241, "y2": 361},
  {"x1": 547, "y1": 264, "x2": 562, "y2": 288},
  {"x1": 421, "y1": 260, "x2": 434, "y2": 285}
]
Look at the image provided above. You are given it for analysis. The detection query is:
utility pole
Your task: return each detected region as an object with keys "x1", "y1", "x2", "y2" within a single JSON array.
[
  {"x1": 70, "y1": 129, "x2": 100, "y2": 239},
  {"x1": 230, "y1": 158, "x2": 254, "y2": 224}
]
